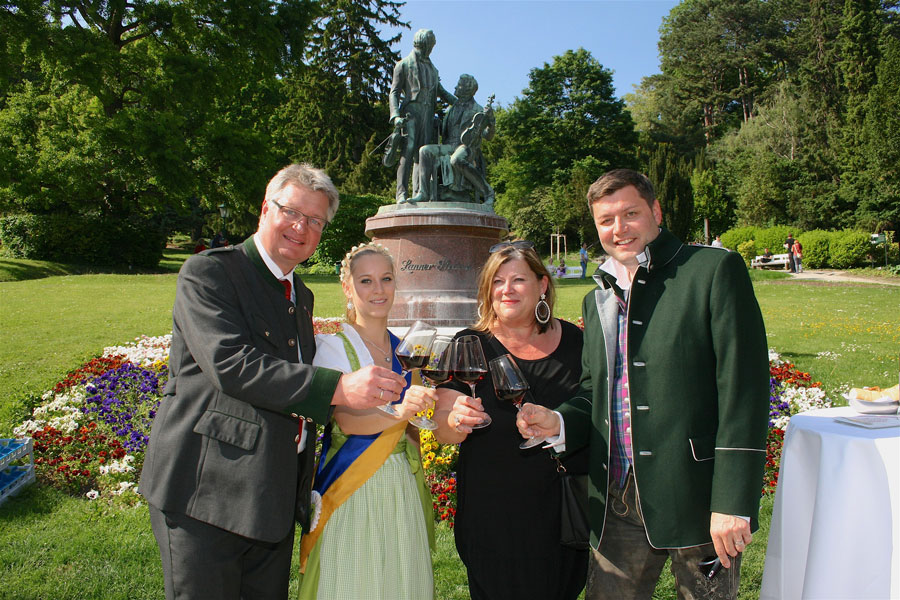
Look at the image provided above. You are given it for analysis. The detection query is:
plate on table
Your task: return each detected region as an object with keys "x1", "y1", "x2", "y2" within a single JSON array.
[{"x1": 845, "y1": 395, "x2": 900, "y2": 415}]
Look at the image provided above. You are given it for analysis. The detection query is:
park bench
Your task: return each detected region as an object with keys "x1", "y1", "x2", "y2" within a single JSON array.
[
  {"x1": 546, "y1": 265, "x2": 584, "y2": 278},
  {"x1": 751, "y1": 253, "x2": 790, "y2": 269}
]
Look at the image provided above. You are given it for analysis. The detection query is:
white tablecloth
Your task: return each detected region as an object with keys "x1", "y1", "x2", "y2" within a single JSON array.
[{"x1": 761, "y1": 406, "x2": 900, "y2": 599}]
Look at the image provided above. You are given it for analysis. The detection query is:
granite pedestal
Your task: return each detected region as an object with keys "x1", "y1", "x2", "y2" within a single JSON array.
[{"x1": 365, "y1": 202, "x2": 508, "y2": 328}]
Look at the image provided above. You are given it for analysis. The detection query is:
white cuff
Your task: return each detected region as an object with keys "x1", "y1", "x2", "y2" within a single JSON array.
[{"x1": 541, "y1": 411, "x2": 567, "y2": 452}]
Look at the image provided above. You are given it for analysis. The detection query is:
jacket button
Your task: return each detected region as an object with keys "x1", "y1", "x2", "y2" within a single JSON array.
[
  {"x1": 288, "y1": 306, "x2": 295, "y2": 315},
  {"x1": 291, "y1": 413, "x2": 299, "y2": 418},
  {"x1": 288, "y1": 338, "x2": 296, "y2": 347},
  {"x1": 306, "y1": 417, "x2": 313, "y2": 423},
  {"x1": 294, "y1": 434, "x2": 300, "y2": 443},
  {"x1": 265, "y1": 331, "x2": 270, "y2": 337}
]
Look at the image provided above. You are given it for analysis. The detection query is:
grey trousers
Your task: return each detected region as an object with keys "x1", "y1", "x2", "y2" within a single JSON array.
[
  {"x1": 585, "y1": 472, "x2": 742, "y2": 600},
  {"x1": 149, "y1": 504, "x2": 294, "y2": 600}
]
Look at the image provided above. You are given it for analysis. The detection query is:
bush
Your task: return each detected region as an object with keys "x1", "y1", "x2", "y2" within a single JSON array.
[
  {"x1": 721, "y1": 226, "x2": 758, "y2": 252},
  {"x1": 736, "y1": 240, "x2": 757, "y2": 265},
  {"x1": 829, "y1": 230, "x2": 871, "y2": 268},
  {"x1": 755, "y1": 225, "x2": 794, "y2": 257},
  {"x1": 0, "y1": 213, "x2": 166, "y2": 268},
  {"x1": 309, "y1": 193, "x2": 392, "y2": 265},
  {"x1": 798, "y1": 230, "x2": 831, "y2": 269}
]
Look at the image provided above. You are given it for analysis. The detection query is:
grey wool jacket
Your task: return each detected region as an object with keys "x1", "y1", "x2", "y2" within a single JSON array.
[{"x1": 140, "y1": 236, "x2": 341, "y2": 542}]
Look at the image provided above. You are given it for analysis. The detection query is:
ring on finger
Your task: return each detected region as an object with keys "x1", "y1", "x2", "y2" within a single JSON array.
[{"x1": 379, "y1": 389, "x2": 384, "y2": 401}]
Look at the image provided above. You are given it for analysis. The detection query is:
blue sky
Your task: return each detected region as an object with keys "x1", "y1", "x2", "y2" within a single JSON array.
[{"x1": 385, "y1": 0, "x2": 681, "y2": 107}]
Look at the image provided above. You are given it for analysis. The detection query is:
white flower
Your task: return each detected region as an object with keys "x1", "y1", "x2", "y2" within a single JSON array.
[
  {"x1": 309, "y1": 490, "x2": 323, "y2": 531},
  {"x1": 768, "y1": 349, "x2": 784, "y2": 365},
  {"x1": 111, "y1": 481, "x2": 136, "y2": 496},
  {"x1": 86, "y1": 490, "x2": 100, "y2": 500},
  {"x1": 102, "y1": 334, "x2": 171, "y2": 365}
]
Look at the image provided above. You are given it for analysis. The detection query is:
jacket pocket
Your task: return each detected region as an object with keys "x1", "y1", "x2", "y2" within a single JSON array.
[
  {"x1": 689, "y1": 434, "x2": 716, "y2": 462},
  {"x1": 194, "y1": 409, "x2": 261, "y2": 451}
]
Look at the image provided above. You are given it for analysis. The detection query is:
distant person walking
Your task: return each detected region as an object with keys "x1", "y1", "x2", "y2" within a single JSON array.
[
  {"x1": 580, "y1": 243, "x2": 590, "y2": 278},
  {"x1": 711, "y1": 235, "x2": 724, "y2": 248},
  {"x1": 792, "y1": 239, "x2": 803, "y2": 273},
  {"x1": 784, "y1": 232, "x2": 797, "y2": 273}
]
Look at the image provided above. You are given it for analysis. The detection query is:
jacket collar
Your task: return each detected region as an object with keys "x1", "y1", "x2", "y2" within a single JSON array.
[
  {"x1": 592, "y1": 228, "x2": 684, "y2": 291},
  {"x1": 242, "y1": 235, "x2": 292, "y2": 297}
]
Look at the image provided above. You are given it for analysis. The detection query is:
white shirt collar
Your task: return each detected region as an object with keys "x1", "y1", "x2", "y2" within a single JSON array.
[
  {"x1": 598, "y1": 257, "x2": 633, "y2": 293},
  {"x1": 253, "y1": 233, "x2": 294, "y2": 301}
]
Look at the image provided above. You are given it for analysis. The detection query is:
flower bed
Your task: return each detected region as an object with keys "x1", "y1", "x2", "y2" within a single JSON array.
[{"x1": 12, "y1": 323, "x2": 829, "y2": 517}]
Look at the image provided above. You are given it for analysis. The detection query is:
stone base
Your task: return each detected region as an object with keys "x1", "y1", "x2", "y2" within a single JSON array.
[{"x1": 365, "y1": 202, "x2": 508, "y2": 328}]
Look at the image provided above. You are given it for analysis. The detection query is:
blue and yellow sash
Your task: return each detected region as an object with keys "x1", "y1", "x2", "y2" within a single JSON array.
[{"x1": 299, "y1": 331, "x2": 431, "y2": 572}]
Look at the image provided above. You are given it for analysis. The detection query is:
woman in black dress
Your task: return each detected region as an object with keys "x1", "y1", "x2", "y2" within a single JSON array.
[{"x1": 434, "y1": 240, "x2": 588, "y2": 600}]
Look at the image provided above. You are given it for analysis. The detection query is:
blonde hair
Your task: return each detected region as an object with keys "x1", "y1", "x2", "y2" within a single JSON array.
[
  {"x1": 340, "y1": 242, "x2": 394, "y2": 324},
  {"x1": 472, "y1": 243, "x2": 556, "y2": 334}
]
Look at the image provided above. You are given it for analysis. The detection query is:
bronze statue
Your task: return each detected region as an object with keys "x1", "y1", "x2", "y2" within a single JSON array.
[
  {"x1": 408, "y1": 74, "x2": 495, "y2": 205},
  {"x1": 386, "y1": 29, "x2": 456, "y2": 204}
]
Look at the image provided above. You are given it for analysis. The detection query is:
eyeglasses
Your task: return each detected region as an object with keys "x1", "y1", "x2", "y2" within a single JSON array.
[
  {"x1": 489, "y1": 240, "x2": 535, "y2": 253},
  {"x1": 269, "y1": 199, "x2": 329, "y2": 233}
]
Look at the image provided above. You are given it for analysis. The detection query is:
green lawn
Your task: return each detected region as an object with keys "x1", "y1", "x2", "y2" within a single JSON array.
[{"x1": 1, "y1": 259, "x2": 898, "y2": 599}]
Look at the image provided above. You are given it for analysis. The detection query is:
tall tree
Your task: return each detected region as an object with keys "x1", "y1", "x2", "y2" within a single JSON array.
[
  {"x1": 0, "y1": 1, "x2": 316, "y2": 222},
  {"x1": 274, "y1": 0, "x2": 403, "y2": 191},
  {"x1": 644, "y1": 143, "x2": 694, "y2": 241},
  {"x1": 658, "y1": 0, "x2": 782, "y2": 143},
  {"x1": 491, "y1": 48, "x2": 637, "y2": 241}
]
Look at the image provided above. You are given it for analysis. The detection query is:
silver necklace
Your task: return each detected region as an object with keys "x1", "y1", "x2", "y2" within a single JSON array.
[{"x1": 356, "y1": 329, "x2": 392, "y2": 364}]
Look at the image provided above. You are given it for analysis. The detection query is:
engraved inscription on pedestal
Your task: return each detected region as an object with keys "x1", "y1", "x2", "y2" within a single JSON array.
[{"x1": 366, "y1": 202, "x2": 507, "y2": 327}]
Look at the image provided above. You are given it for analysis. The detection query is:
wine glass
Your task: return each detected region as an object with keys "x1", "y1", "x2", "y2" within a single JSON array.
[
  {"x1": 453, "y1": 335, "x2": 492, "y2": 429},
  {"x1": 379, "y1": 320, "x2": 436, "y2": 419},
  {"x1": 489, "y1": 354, "x2": 544, "y2": 449},
  {"x1": 413, "y1": 335, "x2": 455, "y2": 430}
]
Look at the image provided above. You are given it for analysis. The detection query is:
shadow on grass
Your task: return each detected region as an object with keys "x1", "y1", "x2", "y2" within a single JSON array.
[
  {"x1": 0, "y1": 483, "x2": 67, "y2": 522},
  {"x1": 0, "y1": 249, "x2": 192, "y2": 282}
]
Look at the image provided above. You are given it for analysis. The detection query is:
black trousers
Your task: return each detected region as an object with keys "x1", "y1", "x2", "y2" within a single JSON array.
[{"x1": 149, "y1": 504, "x2": 294, "y2": 600}]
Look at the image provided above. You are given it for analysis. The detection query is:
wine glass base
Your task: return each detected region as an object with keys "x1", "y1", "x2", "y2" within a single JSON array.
[
  {"x1": 408, "y1": 416, "x2": 437, "y2": 430},
  {"x1": 469, "y1": 415, "x2": 492, "y2": 429},
  {"x1": 377, "y1": 403, "x2": 400, "y2": 417},
  {"x1": 519, "y1": 436, "x2": 545, "y2": 449}
]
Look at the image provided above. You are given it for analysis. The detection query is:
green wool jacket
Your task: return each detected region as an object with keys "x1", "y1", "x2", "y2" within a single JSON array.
[{"x1": 558, "y1": 228, "x2": 770, "y2": 550}]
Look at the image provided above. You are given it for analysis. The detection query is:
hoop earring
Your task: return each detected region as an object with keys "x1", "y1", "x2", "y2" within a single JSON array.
[{"x1": 535, "y1": 293, "x2": 550, "y2": 325}]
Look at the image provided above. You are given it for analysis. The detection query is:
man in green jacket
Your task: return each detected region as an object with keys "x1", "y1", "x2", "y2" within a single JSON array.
[{"x1": 518, "y1": 169, "x2": 769, "y2": 599}]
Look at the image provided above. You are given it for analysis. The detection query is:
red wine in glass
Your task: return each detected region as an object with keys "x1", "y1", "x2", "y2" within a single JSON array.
[
  {"x1": 495, "y1": 386, "x2": 528, "y2": 405},
  {"x1": 421, "y1": 368, "x2": 452, "y2": 385},
  {"x1": 454, "y1": 368, "x2": 487, "y2": 384},
  {"x1": 396, "y1": 353, "x2": 428, "y2": 371},
  {"x1": 454, "y1": 336, "x2": 492, "y2": 429},
  {"x1": 489, "y1": 353, "x2": 543, "y2": 449},
  {"x1": 379, "y1": 320, "x2": 436, "y2": 428}
]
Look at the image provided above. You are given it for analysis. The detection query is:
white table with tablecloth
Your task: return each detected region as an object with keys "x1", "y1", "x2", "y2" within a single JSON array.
[{"x1": 761, "y1": 406, "x2": 900, "y2": 599}]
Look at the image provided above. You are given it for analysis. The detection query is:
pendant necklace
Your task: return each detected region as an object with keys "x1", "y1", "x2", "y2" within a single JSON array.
[{"x1": 356, "y1": 329, "x2": 392, "y2": 365}]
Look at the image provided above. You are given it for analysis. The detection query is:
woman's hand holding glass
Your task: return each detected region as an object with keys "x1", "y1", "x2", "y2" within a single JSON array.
[
  {"x1": 448, "y1": 392, "x2": 490, "y2": 434},
  {"x1": 394, "y1": 385, "x2": 439, "y2": 423}
]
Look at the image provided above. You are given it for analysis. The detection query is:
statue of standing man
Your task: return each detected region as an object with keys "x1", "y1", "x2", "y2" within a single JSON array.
[{"x1": 386, "y1": 29, "x2": 456, "y2": 204}]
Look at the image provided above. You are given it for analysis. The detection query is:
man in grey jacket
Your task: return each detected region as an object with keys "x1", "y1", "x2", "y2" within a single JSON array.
[{"x1": 140, "y1": 164, "x2": 405, "y2": 599}]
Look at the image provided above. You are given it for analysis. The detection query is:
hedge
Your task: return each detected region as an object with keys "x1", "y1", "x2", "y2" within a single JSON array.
[
  {"x1": 0, "y1": 213, "x2": 166, "y2": 268},
  {"x1": 722, "y1": 226, "x2": 877, "y2": 269}
]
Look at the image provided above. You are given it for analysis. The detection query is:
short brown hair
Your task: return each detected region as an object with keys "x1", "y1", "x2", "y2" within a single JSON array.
[
  {"x1": 472, "y1": 243, "x2": 555, "y2": 334},
  {"x1": 587, "y1": 169, "x2": 655, "y2": 212}
]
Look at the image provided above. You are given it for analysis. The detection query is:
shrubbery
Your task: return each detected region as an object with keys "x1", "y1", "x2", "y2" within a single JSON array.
[
  {"x1": 736, "y1": 240, "x2": 757, "y2": 265},
  {"x1": 721, "y1": 225, "x2": 884, "y2": 269},
  {"x1": 309, "y1": 193, "x2": 392, "y2": 265},
  {"x1": 798, "y1": 230, "x2": 832, "y2": 268},
  {"x1": 0, "y1": 213, "x2": 166, "y2": 268},
  {"x1": 829, "y1": 231, "x2": 871, "y2": 268},
  {"x1": 721, "y1": 226, "x2": 757, "y2": 252}
]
